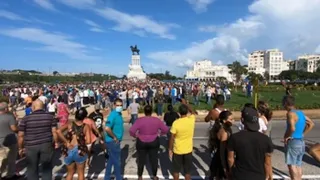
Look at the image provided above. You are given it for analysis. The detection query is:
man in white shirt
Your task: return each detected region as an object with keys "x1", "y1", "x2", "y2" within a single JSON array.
[
  {"x1": 38, "y1": 93, "x2": 48, "y2": 105},
  {"x1": 119, "y1": 90, "x2": 127, "y2": 110}
]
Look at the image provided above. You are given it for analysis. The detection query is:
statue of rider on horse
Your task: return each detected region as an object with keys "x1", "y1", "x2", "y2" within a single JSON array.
[{"x1": 130, "y1": 45, "x2": 140, "y2": 55}]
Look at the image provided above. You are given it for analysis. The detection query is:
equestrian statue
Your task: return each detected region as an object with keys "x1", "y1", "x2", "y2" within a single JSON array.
[{"x1": 130, "y1": 45, "x2": 140, "y2": 55}]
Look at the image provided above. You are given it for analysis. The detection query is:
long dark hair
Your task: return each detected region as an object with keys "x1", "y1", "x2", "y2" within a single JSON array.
[
  {"x1": 208, "y1": 111, "x2": 232, "y2": 151},
  {"x1": 257, "y1": 101, "x2": 272, "y2": 121}
]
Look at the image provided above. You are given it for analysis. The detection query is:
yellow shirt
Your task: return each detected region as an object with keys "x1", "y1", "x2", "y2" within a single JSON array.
[{"x1": 170, "y1": 115, "x2": 195, "y2": 155}]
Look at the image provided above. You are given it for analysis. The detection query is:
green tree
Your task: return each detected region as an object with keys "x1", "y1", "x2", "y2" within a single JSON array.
[
  {"x1": 247, "y1": 72, "x2": 264, "y2": 83},
  {"x1": 227, "y1": 61, "x2": 248, "y2": 82},
  {"x1": 53, "y1": 71, "x2": 59, "y2": 76},
  {"x1": 263, "y1": 71, "x2": 269, "y2": 80}
]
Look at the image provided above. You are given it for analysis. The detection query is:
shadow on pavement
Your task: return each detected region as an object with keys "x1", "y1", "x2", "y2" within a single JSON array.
[
  {"x1": 273, "y1": 144, "x2": 320, "y2": 168},
  {"x1": 87, "y1": 143, "x2": 107, "y2": 179},
  {"x1": 159, "y1": 137, "x2": 173, "y2": 179},
  {"x1": 121, "y1": 144, "x2": 129, "y2": 175}
]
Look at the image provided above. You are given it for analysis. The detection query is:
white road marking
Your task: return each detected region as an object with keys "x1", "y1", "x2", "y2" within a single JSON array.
[{"x1": 18, "y1": 172, "x2": 320, "y2": 179}]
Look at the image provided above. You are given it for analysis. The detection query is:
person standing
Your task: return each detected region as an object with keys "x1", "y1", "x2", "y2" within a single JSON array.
[
  {"x1": 169, "y1": 104, "x2": 197, "y2": 180},
  {"x1": 155, "y1": 92, "x2": 165, "y2": 117},
  {"x1": 128, "y1": 99, "x2": 140, "y2": 125},
  {"x1": 104, "y1": 99, "x2": 124, "y2": 180},
  {"x1": 283, "y1": 96, "x2": 314, "y2": 180},
  {"x1": 129, "y1": 105, "x2": 169, "y2": 180},
  {"x1": 0, "y1": 102, "x2": 21, "y2": 180},
  {"x1": 227, "y1": 106, "x2": 273, "y2": 180},
  {"x1": 119, "y1": 89, "x2": 127, "y2": 110},
  {"x1": 57, "y1": 96, "x2": 69, "y2": 127},
  {"x1": 56, "y1": 108, "x2": 91, "y2": 180},
  {"x1": 47, "y1": 98, "x2": 57, "y2": 116},
  {"x1": 208, "y1": 111, "x2": 234, "y2": 180},
  {"x1": 192, "y1": 85, "x2": 200, "y2": 106},
  {"x1": 171, "y1": 86, "x2": 177, "y2": 105},
  {"x1": 205, "y1": 95, "x2": 226, "y2": 129},
  {"x1": 18, "y1": 100, "x2": 58, "y2": 180}
]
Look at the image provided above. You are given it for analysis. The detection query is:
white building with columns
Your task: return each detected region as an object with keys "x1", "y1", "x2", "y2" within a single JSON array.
[
  {"x1": 127, "y1": 54, "x2": 146, "y2": 80},
  {"x1": 185, "y1": 59, "x2": 233, "y2": 81}
]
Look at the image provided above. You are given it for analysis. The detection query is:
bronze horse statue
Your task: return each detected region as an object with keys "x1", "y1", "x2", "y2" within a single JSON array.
[{"x1": 130, "y1": 45, "x2": 140, "y2": 55}]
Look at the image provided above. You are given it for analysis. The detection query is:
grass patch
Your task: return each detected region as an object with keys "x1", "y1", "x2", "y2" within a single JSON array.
[{"x1": 185, "y1": 90, "x2": 320, "y2": 111}]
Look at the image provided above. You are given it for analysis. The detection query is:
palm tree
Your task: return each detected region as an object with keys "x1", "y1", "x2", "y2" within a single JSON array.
[{"x1": 227, "y1": 61, "x2": 248, "y2": 82}]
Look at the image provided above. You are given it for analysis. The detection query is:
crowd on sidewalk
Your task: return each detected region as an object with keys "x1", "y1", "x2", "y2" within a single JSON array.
[{"x1": 0, "y1": 80, "x2": 320, "y2": 180}]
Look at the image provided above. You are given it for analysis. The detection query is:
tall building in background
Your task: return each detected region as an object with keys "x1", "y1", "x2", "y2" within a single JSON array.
[
  {"x1": 296, "y1": 54, "x2": 320, "y2": 72},
  {"x1": 248, "y1": 50, "x2": 266, "y2": 75},
  {"x1": 264, "y1": 49, "x2": 284, "y2": 79}
]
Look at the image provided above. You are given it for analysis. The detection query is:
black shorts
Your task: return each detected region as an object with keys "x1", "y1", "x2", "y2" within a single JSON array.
[{"x1": 172, "y1": 152, "x2": 192, "y2": 174}]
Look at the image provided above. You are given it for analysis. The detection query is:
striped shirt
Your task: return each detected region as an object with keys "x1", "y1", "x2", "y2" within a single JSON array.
[{"x1": 18, "y1": 110, "x2": 57, "y2": 147}]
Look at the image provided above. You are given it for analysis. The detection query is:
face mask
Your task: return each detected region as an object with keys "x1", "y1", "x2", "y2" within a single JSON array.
[{"x1": 115, "y1": 106, "x2": 123, "y2": 112}]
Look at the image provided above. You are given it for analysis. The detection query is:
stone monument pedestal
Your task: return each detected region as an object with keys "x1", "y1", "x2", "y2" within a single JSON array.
[{"x1": 127, "y1": 55, "x2": 146, "y2": 80}]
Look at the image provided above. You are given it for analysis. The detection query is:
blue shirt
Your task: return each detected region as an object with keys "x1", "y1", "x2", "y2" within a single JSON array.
[
  {"x1": 105, "y1": 110, "x2": 124, "y2": 142},
  {"x1": 25, "y1": 107, "x2": 32, "y2": 116},
  {"x1": 288, "y1": 110, "x2": 306, "y2": 139}
]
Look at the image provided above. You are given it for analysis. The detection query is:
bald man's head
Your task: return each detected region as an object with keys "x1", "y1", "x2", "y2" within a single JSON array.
[{"x1": 32, "y1": 100, "x2": 44, "y2": 111}]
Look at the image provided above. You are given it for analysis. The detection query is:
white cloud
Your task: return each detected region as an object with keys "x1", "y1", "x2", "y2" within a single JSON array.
[
  {"x1": 33, "y1": 0, "x2": 56, "y2": 11},
  {"x1": 94, "y1": 8, "x2": 177, "y2": 39},
  {"x1": 57, "y1": 0, "x2": 178, "y2": 39},
  {"x1": 0, "y1": 27, "x2": 100, "y2": 60},
  {"x1": 0, "y1": 10, "x2": 27, "y2": 21},
  {"x1": 84, "y1": 19, "x2": 105, "y2": 33},
  {"x1": 198, "y1": 25, "x2": 220, "y2": 32},
  {"x1": 186, "y1": 0, "x2": 215, "y2": 13},
  {"x1": 57, "y1": 0, "x2": 98, "y2": 9},
  {"x1": 149, "y1": 0, "x2": 320, "y2": 69},
  {"x1": 0, "y1": 10, "x2": 53, "y2": 25}
]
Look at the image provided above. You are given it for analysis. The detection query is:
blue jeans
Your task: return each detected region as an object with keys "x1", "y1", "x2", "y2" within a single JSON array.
[
  {"x1": 285, "y1": 139, "x2": 305, "y2": 166},
  {"x1": 64, "y1": 146, "x2": 87, "y2": 165},
  {"x1": 130, "y1": 114, "x2": 138, "y2": 125},
  {"x1": 193, "y1": 96, "x2": 199, "y2": 105},
  {"x1": 105, "y1": 141, "x2": 122, "y2": 180},
  {"x1": 171, "y1": 96, "x2": 177, "y2": 105},
  {"x1": 157, "y1": 104, "x2": 163, "y2": 116},
  {"x1": 206, "y1": 96, "x2": 211, "y2": 105}
]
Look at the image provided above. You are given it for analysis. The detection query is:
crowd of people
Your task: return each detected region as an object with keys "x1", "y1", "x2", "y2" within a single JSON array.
[{"x1": 0, "y1": 79, "x2": 319, "y2": 180}]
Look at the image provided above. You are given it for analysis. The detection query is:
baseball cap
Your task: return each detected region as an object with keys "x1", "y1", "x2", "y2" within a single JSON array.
[
  {"x1": 241, "y1": 106, "x2": 260, "y2": 132},
  {"x1": 94, "y1": 104, "x2": 101, "y2": 110}
]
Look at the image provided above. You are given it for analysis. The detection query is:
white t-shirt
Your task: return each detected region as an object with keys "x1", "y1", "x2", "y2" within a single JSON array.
[
  {"x1": 47, "y1": 103, "x2": 56, "y2": 113},
  {"x1": 38, "y1": 95, "x2": 48, "y2": 104},
  {"x1": 258, "y1": 118, "x2": 268, "y2": 133},
  {"x1": 83, "y1": 90, "x2": 89, "y2": 97},
  {"x1": 133, "y1": 91, "x2": 139, "y2": 99}
]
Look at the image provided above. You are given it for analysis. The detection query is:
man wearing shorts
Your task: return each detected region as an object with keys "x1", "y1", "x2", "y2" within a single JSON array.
[
  {"x1": 169, "y1": 104, "x2": 196, "y2": 180},
  {"x1": 283, "y1": 96, "x2": 314, "y2": 180}
]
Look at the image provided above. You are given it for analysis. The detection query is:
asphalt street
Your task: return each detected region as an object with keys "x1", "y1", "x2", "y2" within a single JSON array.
[{"x1": 16, "y1": 120, "x2": 320, "y2": 179}]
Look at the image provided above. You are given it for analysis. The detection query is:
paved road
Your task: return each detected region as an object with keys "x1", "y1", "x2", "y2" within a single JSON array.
[{"x1": 16, "y1": 120, "x2": 320, "y2": 179}]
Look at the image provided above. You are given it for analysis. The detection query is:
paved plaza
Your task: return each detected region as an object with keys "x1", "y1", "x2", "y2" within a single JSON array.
[{"x1": 14, "y1": 120, "x2": 320, "y2": 179}]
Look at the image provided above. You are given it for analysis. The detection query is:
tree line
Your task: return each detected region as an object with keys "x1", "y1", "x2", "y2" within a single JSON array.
[{"x1": 0, "y1": 70, "x2": 181, "y2": 83}]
